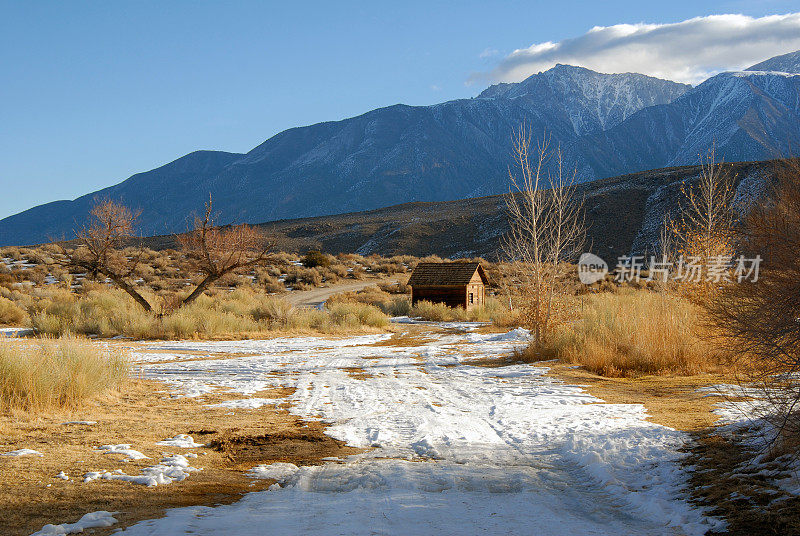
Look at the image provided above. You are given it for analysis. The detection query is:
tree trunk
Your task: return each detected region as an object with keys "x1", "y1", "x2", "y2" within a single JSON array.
[
  {"x1": 181, "y1": 273, "x2": 220, "y2": 307},
  {"x1": 111, "y1": 276, "x2": 153, "y2": 312}
]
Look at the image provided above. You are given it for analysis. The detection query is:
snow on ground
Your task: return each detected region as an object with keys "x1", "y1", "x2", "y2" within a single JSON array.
[
  {"x1": 83, "y1": 454, "x2": 200, "y2": 486},
  {"x1": 114, "y1": 326, "x2": 720, "y2": 535},
  {"x1": 205, "y1": 398, "x2": 276, "y2": 409},
  {"x1": 97, "y1": 444, "x2": 148, "y2": 460},
  {"x1": 0, "y1": 327, "x2": 34, "y2": 337},
  {"x1": 30, "y1": 511, "x2": 118, "y2": 536},
  {"x1": 1, "y1": 448, "x2": 43, "y2": 457},
  {"x1": 61, "y1": 421, "x2": 96, "y2": 426},
  {"x1": 156, "y1": 434, "x2": 204, "y2": 448}
]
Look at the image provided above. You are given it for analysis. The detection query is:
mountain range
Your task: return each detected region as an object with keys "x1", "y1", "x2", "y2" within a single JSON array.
[{"x1": 2, "y1": 51, "x2": 799, "y2": 247}]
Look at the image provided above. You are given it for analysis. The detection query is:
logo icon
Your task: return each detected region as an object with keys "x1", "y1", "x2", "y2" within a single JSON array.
[{"x1": 577, "y1": 253, "x2": 608, "y2": 285}]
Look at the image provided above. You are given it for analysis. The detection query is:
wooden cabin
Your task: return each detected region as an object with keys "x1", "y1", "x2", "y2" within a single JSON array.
[{"x1": 407, "y1": 262, "x2": 488, "y2": 310}]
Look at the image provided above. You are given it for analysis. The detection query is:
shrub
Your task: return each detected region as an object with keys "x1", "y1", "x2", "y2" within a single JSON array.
[
  {"x1": 410, "y1": 300, "x2": 467, "y2": 322},
  {"x1": 0, "y1": 297, "x2": 26, "y2": 325},
  {"x1": 384, "y1": 296, "x2": 412, "y2": 317},
  {"x1": 0, "y1": 335, "x2": 128, "y2": 412},
  {"x1": 524, "y1": 289, "x2": 718, "y2": 376},
  {"x1": 327, "y1": 302, "x2": 389, "y2": 328},
  {"x1": 302, "y1": 250, "x2": 331, "y2": 268}
]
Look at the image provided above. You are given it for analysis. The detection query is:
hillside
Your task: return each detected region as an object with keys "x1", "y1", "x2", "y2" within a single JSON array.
[{"x1": 136, "y1": 160, "x2": 773, "y2": 262}]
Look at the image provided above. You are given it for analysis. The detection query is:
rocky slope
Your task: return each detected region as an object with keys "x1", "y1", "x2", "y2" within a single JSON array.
[{"x1": 136, "y1": 160, "x2": 775, "y2": 263}]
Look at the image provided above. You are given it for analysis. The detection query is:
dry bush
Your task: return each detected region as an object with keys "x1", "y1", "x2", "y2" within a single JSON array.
[
  {"x1": 378, "y1": 281, "x2": 410, "y2": 294},
  {"x1": 326, "y1": 303, "x2": 389, "y2": 329},
  {"x1": 0, "y1": 335, "x2": 128, "y2": 412},
  {"x1": 31, "y1": 287, "x2": 158, "y2": 339},
  {"x1": 0, "y1": 297, "x2": 26, "y2": 325},
  {"x1": 384, "y1": 296, "x2": 413, "y2": 317},
  {"x1": 350, "y1": 266, "x2": 366, "y2": 280},
  {"x1": 285, "y1": 267, "x2": 322, "y2": 287},
  {"x1": 374, "y1": 262, "x2": 405, "y2": 274},
  {"x1": 410, "y1": 298, "x2": 511, "y2": 323},
  {"x1": 301, "y1": 250, "x2": 332, "y2": 268},
  {"x1": 1, "y1": 247, "x2": 22, "y2": 261},
  {"x1": 524, "y1": 289, "x2": 718, "y2": 376}
]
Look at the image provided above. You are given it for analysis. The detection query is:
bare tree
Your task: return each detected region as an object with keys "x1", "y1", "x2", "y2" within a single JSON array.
[
  {"x1": 673, "y1": 147, "x2": 736, "y2": 298},
  {"x1": 502, "y1": 126, "x2": 585, "y2": 347},
  {"x1": 59, "y1": 199, "x2": 154, "y2": 312},
  {"x1": 703, "y1": 159, "x2": 800, "y2": 452},
  {"x1": 178, "y1": 197, "x2": 274, "y2": 306}
]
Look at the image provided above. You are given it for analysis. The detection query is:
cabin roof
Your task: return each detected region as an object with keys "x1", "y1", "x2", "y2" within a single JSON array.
[{"x1": 407, "y1": 262, "x2": 488, "y2": 286}]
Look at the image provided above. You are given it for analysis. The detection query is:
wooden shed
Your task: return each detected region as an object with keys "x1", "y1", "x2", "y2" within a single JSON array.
[{"x1": 407, "y1": 262, "x2": 488, "y2": 310}]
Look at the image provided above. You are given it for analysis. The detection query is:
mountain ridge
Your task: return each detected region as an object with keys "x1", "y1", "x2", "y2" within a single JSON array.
[{"x1": 1, "y1": 50, "x2": 798, "y2": 247}]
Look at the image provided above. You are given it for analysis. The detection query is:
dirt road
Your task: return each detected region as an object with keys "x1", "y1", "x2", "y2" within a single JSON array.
[{"x1": 283, "y1": 277, "x2": 401, "y2": 308}]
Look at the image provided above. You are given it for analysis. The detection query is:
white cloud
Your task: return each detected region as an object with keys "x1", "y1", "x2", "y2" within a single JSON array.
[{"x1": 471, "y1": 13, "x2": 800, "y2": 85}]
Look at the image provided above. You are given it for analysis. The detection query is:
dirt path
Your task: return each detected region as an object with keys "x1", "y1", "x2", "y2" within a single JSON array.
[{"x1": 283, "y1": 277, "x2": 400, "y2": 308}]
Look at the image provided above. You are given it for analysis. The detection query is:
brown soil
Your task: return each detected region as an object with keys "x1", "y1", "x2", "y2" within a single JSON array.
[
  {"x1": 341, "y1": 367, "x2": 373, "y2": 380},
  {"x1": 543, "y1": 362, "x2": 736, "y2": 432},
  {"x1": 0, "y1": 379, "x2": 361, "y2": 536},
  {"x1": 685, "y1": 432, "x2": 800, "y2": 535}
]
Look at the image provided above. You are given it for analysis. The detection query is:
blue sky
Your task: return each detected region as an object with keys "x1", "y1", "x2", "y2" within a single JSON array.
[{"x1": 1, "y1": 0, "x2": 799, "y2": 220}]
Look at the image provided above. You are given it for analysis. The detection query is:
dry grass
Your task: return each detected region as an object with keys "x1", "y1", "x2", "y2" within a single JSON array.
[
  {"x1": 29, "y1": 287, "x2": 390, "y2": 339},
  {"x1": 518, "y1": 289, "x2": 720, "y2": 377},
  {"x1": 0, "y1": 335, "x2": 128, "y2": 412},
  {"x1": 0, "y1": 377, "x2": 360, "y2": 536},
  {"x1": 0, "y1": 296, "x2": 26, "y2": 325},
  {"x1": 410, "y1": 298, "x2": 515, "y2": 324},
  {"x1": 327, "y1": 286, "x2": 514, "y2": 324}
]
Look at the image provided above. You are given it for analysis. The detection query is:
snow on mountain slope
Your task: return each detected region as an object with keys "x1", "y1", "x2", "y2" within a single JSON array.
[
  {"x1": 578, "y1": 69, "x2": 800, "y2": 179},
  {"x1": 480, "y1": 64, "x2": 690, "y2": 135},
  {"x1": 746, "y1": 50, "x2": 800, "y2": 73}
]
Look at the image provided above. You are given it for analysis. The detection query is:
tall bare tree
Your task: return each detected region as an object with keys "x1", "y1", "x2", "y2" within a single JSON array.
[
  {"x1": 59, "y1": 199, "x2": 154, "y2": 312},
  {"x1": 673, "y1": 148, "x2": 736, "y2": 298},
  {"x1": 502, "y1": 126, "x2": 585, "y2": 347},
  {"x1": 178, "y1": 197, "x2": 274, "y2": 306},
  {"x1": 704, "y1": 159, "x2": 800, "y2": 451}
]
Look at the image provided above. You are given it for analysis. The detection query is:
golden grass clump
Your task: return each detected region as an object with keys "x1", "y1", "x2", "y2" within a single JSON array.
[
  {"x1": 521, "y1": 289, "x2": 718, "y2": 377},
  {"x1": 28, "y1": 286, "x2": 391, "y2": 339},
  {"x1": 0, "y1": 296, "x2": 26, "y2": 325},
  {"x1": 410, "y1": 298, "x2": 512, "y2": 323},
  {"x1": 0, "y1": 335, "x2": 128, "y2": 412}
]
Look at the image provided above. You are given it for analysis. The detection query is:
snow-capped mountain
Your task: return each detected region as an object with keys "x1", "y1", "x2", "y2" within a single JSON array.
[
  {"x1": 1, "y1": 50, "x2": 799, "y2": 246},
  {"x1": 746, "y1": 50, "x2": 800, "y2": 73},
  {"x1": 578, "y1": 69, "x2": 800, "y2": 178},
  {"x1": 479, "y1": 64, "x2": 689, "y2": 135}
]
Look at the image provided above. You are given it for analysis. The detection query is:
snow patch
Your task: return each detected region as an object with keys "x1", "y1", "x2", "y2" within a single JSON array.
[
  {"x1": 1, "y1": 448, "x2": 43, "y2": 457},
  {"x1": 84, "y1": 454, "x2": 199, "y2": 487},
  {"x1": 30, "y1": 511, "x2": 118, "y2": 536},
  {"x1": 97, "y1": 444, "x2": 148, "y2": 460},
  {"x1": 248, "y1": 463, "x2": 300, "y2": 485},
  {"x1": 156, "y1": 434, "x2": 204, "y2": 448},
  {"x1": 205, "y1": 398, "x2": 274, "y2": 410}
]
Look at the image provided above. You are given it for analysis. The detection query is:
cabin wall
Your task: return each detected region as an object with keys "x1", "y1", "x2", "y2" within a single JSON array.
[
  {"x1": 465, "y1": 282, "x2": 485, "y2": 309},
  {"x1": 411, "y1": 284, "x2": 486, "y2": 310},
  {"x1": 411, "y1": 286, "x2": 467, "y2": 309}
]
